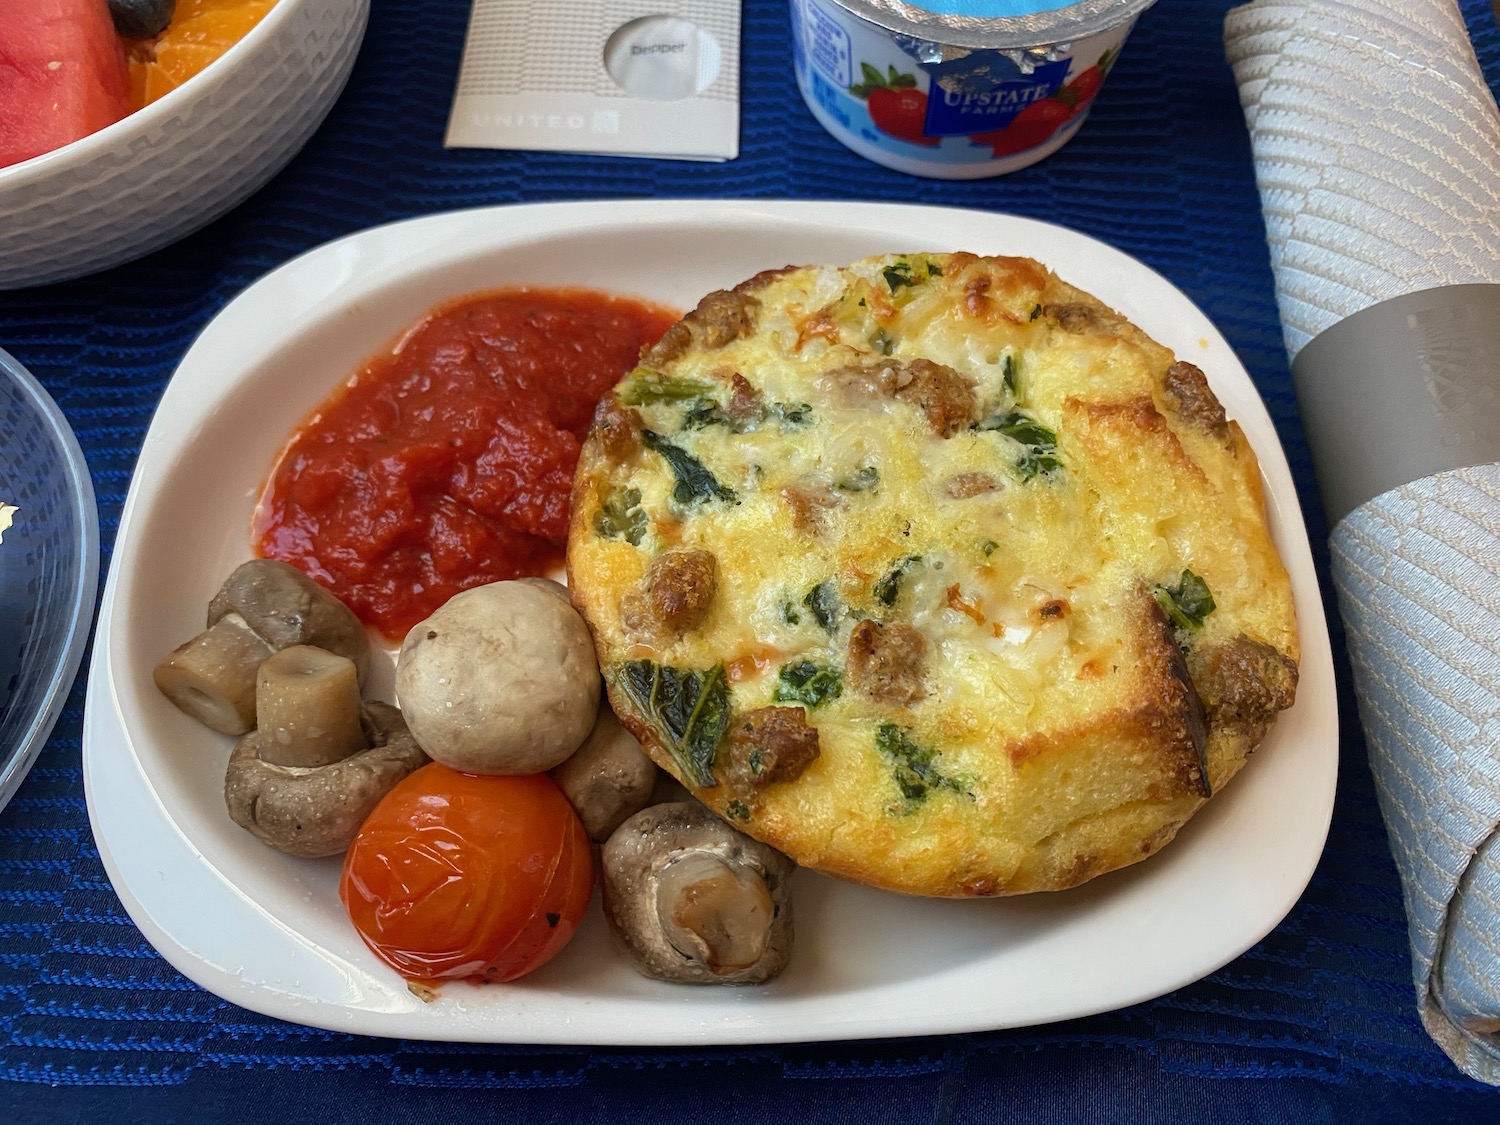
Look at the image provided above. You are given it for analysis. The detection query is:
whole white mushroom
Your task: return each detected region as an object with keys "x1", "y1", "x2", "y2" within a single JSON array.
[{"x1": 395, "y1": 580, "x2": 601, "y2": 775}]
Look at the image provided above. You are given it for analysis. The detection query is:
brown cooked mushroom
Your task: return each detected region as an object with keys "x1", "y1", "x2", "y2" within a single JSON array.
[
  {"x1": 394, "y1": 580, "x2": 600, "y2": 775},
  {"x1": 225, "y1": 698, "x2": 428, "y2": 858},
  {"x1": 600, "y1": 801, "x2": 794, "y2": 984},
  {"x1": 648, "y1": 772, "x2": 695, "y2": 805},
  {"x1": 155, "y1": 558, "x2": 370, "y2": 735},
  {"x1": 516, "y1": 576, "x2": 574, "y2": 603},
  {"x1": 153, "y1": 612, "x2": 275, "y2": 734},
  {"x1": 209, "y1": 559, "x2": 371, "y2": 683},
  {"x1": 549, "y1": 706, "x2": 660, "y2": 842},
  {"x1": 254, "y1": 645, "x2": 365, "y2": 768}
]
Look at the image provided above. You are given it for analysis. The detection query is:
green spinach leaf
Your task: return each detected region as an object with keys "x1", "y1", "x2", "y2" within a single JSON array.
[
  {"x1": 683, "y1": 399, "x2": 810, "y2": 432},
  {"x1": 681, "y1": 398, "x2": 727, "y2": 429},
  {"x1": 873, "y1": 554, "x2": 921, "y2": 606},
  {"x1": 1153, "y1": 569, "x2": 1217, "y2": 630},
  {"x1": 617, "y1": 660, "x2": 731, "y2": 787},
  {"x1": 976, "y1": 409, "x2": 1063, "y2": 482},
  {"x1": 881, "y1": 257, "x2": 941, "y2": 291},
  {"x1": 641, "y1": 429, "x2": 736, "y2": 505},
  {"x1": 875, "y1": 723, "x2": 972, "y2": 808},
  {"x1": 773, "y1": 660, "x2": 844, "y2": 707},
  {"x1": 770, "y1": 402, "x2": 813, "y2": 426},
  {"x1": 882, "y1": 262, "x2": 918, "y2": 291},
  {"x1": 834, "y1": 466, "x2": 879, "y2": 493},
  {"x1": 592, "y1": 487, "x2": 647, "y2": 545},
  {"x1": 803, "y1": 580, "x2": 843, "y2": 633}
]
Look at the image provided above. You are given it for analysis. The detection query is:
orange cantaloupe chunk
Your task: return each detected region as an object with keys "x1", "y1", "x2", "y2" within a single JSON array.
[{"x1": 128, "y1": 0, "x2": 277, "y2": 111}]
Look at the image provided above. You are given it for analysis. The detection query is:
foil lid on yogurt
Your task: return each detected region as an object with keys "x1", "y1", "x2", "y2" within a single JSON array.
[{"x1": 838, "y1": 0, "x2": 1159, "y2": 50}]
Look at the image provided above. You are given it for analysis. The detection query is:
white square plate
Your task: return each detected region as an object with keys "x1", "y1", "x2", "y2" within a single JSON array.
[{"x1": 83, "y1": 200, "x2": 1336, "y2": 1045}]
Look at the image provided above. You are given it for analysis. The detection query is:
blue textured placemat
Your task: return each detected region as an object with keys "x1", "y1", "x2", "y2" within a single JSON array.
[{"x1": 2, "y1": 1, "x2": 1498, "y2": 1121}]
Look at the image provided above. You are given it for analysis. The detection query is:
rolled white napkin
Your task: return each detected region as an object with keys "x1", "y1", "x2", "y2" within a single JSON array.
[
  {"x1": 1227, "y1": 0, "x2": 1500, "y2": 353},
  {"x1": 1227, "y1": 0, "x2": 1500, "y2": 1084}
]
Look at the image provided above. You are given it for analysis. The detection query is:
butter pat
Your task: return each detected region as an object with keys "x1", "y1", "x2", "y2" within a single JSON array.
[{"x1": 445, "y1": 1, "x2": 741, "y2": 161}]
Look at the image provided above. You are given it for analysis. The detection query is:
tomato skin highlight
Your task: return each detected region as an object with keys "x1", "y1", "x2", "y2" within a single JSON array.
[{"x1": 340, "y1": 765, "x2": 594, "y2": 984}]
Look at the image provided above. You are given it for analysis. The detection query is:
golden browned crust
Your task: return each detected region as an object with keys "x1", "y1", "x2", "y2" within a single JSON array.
[{"x1": 567, "y1": 253, "x2": 1299, "y2": 898}]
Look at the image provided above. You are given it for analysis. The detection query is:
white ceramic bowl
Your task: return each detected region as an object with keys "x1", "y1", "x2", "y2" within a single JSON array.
[{"x1": 0, "y1": 0, "x2": 369, "y2": 290}]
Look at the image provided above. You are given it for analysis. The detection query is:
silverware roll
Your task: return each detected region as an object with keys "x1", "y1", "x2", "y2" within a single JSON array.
[{"x1": 1226, "y1": 0, "x2": 1500, "y2": 1084}]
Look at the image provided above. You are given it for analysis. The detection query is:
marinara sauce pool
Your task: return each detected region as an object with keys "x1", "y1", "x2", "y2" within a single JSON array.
[{"x1": 254, "y1": 288, "x2": 679, "y2": 641}]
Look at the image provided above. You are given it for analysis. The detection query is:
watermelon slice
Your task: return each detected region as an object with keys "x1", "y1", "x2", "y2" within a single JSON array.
[{"x1": 0, "y1": 0, "x2": 132, "y2": 170}]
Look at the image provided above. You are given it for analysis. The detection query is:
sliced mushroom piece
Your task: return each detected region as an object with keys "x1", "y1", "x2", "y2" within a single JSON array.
[
  {"x1": 601, "y1": 801, "x2": 794, "y2": 984},
  {"x1": 255, "y1": 645, "x2": 365, "y2": 768},
  {"x1": 549, "y1": 707, "x2": 660, "y2": 842},
  {"x1": 153, "y1": 612, "x2": 275, "y2": 735},
  {"x1": 225, "y1": 700, "x2": 428, "y2": 858},
  {"x1": 208, "y1": 558, "x2": 371, "y2": 686},
  {"x1": 156, "y1": 558, "x2": 371, "y2": 734},
  {"x1": 656, "y1": 851, "x2": 774, "y2": 974}
]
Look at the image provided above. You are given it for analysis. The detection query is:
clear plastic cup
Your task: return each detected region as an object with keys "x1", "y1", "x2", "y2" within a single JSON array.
[
  {"x1": 0, "y1": 347, "x2": 98, "y2": 812},
  {"x1": 790, "y1": 0, "x2": 1157, "y2": 178}
]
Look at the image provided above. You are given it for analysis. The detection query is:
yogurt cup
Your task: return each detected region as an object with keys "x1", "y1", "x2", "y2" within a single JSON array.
[{"x1": 789, "y1": 0, "x2": 1157, "y2": 178}]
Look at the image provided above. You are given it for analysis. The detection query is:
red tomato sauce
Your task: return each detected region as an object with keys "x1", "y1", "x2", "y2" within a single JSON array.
[{"x1": 254, "y1": 287, "x2": 679, "y2": 640}]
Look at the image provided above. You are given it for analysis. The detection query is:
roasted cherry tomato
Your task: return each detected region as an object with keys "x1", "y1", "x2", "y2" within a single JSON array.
[{"x1": 340, "y1": 764, "x2": 594, "y2": 984}]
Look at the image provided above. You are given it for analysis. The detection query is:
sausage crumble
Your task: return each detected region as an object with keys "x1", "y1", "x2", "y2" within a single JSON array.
[
  {"x1": 645, "y1": 549, "x2": 719, "y2": 633},
  {"x1": 847, "y1": 619, "x2": 929, "y2": 706}
]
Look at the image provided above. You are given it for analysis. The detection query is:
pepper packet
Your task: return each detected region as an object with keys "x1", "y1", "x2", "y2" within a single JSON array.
[{"x1": 445, "y1": 0, "x2": 741, "y2": 161}]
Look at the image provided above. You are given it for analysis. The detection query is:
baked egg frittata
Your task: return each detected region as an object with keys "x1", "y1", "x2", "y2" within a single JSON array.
[{"x1": 567, "y1": 253, "x2": 1298, "y2": 897}]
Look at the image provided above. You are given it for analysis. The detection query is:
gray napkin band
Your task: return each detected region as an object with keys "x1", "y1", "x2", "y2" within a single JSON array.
[{"x1": 1292, "y1": 283, "x2": 1500, "y2": 526}]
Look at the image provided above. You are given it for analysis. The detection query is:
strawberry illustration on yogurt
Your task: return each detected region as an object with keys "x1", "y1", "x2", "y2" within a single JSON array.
[
  {"x1": 969, "y1": 49, "x2": 1118, "y2": 157},
  {"x1": 1061, "y1": 47, "x2": 1115, "y2": 112},
  {"x1": 849, "y1": 63, "x2": 938, "y2": 147}
]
